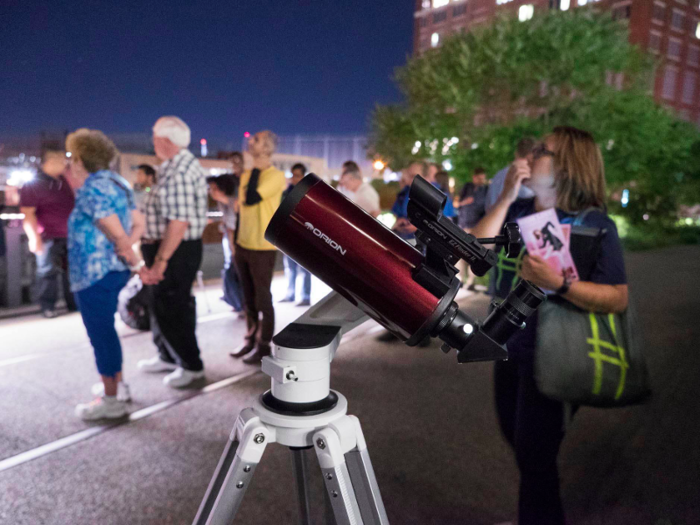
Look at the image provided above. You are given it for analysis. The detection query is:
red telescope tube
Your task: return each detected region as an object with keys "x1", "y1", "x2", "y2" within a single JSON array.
[{"x1": 265, "y1": 174, "x2": 454, "y2": 342}]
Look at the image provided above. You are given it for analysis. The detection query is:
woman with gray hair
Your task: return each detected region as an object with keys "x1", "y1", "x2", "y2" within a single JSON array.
[{"x1": 67, "y1": 128, "x2": 145, "y2": 420}]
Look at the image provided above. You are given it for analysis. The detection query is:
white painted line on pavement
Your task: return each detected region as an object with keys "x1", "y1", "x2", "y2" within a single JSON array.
[
  {"x1": 0, "y1": 354, "x2": 45, "y2": 368},
  {"x1": 197, "y1": 311, "x2": 236, "y2": 324},
  {"x1": 0, "y1": 368, "x2": 261, "y2": 473}
]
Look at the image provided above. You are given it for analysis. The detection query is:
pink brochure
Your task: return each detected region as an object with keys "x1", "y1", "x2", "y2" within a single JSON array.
[
  {"x1": 516, "y1": 209, "x2": 579, "y2": 289},
  {"x1": 560, "y1": 224, "x2": 571, "y2": 245}
]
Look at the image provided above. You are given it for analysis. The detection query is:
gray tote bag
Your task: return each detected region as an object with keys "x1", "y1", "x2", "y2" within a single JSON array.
[{"x1": 535, "y1": 297, "x2": 651, "y2": 407}]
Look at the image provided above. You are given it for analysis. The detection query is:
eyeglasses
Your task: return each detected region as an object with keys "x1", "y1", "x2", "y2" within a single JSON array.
[{"x1": 532, "y1": 143, "x2": 556, "y2": 160}]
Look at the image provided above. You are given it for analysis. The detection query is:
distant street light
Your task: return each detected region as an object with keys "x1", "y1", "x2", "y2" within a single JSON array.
[{"x1": 373, "y1": 160, "x2": 385, "y2": 171}]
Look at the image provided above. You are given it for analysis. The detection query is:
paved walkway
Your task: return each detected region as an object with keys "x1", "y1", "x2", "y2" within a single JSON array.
[{"x1": 0, "y1": 245, "x2": 698, "y2": 525}]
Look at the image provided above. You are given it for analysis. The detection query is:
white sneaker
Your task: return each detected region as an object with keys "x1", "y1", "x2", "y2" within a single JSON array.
[
  {"x1": 75, "y1": 397, "x2": 127, "y2": 421},
  {"x1": 137, "y1": 356, "x2": 178, "y2": 373},
  {"x1": 91, "y1": 381, "x2": 131, "y2": 402},
  {"x1": 163, "y1": 367, "x2": 205, "y2": 388}
]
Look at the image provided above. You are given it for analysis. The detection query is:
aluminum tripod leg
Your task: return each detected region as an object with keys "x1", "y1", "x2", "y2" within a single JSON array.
[
  {"x1": 193, "y1": 409, "x2": 271, "y2": 525},
  {"x1": 314, "y1": 416, "x2": 389, "y2": 525},
  {"x1": 290, "y1": 447, "x2": 313, "y2": 525},
  {"x1": 344, "y1": 418, "x2": 388, "y2": 524}
]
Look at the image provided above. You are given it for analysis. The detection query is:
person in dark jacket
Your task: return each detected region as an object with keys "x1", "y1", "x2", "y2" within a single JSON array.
[{"x1": 471, "y1": 127, "x2": 628, "y2": 525}]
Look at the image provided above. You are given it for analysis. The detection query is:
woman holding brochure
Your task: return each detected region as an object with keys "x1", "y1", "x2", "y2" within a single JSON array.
[{"x1": 471, "y1": 126, "x2": 628, "y2": 525}]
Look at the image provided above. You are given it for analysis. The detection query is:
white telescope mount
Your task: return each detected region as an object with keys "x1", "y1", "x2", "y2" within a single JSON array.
[{"x1": 193, "y1": 292, "x2": 390, "y2": 525}]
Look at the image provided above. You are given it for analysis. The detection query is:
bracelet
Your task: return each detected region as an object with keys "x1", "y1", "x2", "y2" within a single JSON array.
[
  {"x1": 129, "y1": 260, "x2": 146, "y2": 272},
  {"x1": 555, "y1": 276, "x2": 571, "y2": 296},
  {"x1": 155, "y1": 254, "x2": 169, "y2": 263}
]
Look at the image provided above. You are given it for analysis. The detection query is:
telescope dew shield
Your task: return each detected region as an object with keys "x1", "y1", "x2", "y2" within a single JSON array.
[{"x1": 266, "y1": 174, "x2": 445, "y2": 341}]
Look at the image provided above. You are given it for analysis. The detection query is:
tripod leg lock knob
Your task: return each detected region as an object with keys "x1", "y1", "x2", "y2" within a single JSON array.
[
  {"x1": 314, "y1": 425, "x2": 351, "y2": 469},
  {"x1": 234, "y1": 410, "x2": 274, "y2": 464}
]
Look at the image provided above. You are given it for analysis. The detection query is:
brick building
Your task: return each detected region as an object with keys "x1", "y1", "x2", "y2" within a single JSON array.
[{"x1": 414, "y1": 0, "x2": 700, "y2": 123}]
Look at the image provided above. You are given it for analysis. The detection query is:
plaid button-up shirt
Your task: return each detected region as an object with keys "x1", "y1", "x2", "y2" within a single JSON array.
[{"x1": 143, "y1": 149, "x2": 208, "y2": 241}]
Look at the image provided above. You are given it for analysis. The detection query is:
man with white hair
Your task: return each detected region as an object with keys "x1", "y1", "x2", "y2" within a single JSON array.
[
  {"x1": 338, "y1": 161, "x2": 381, "y2": 218},
  {"x1": 136, "y1": 116, "x2": 208, "y2": 388}
]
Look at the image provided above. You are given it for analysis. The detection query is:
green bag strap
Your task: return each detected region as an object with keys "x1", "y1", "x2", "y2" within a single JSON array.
[
  {"x1": 587, "y1": 313, "x2": 630, "y2": 400},
  {"x1": 495, "y1": 246, "x2": 526, "y2": 290}
]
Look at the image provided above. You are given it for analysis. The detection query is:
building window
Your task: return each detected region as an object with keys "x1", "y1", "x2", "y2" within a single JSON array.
[
  {"x1": 671, "y1": 9, "x2": 685, "y2": 31},
  {"x1": 420, "y1": 17, "x2": 429, "y2": 27},
  {"x1": 433, "y1": 10, "x2": 448, "y2": 23},
  {"x1": 560, "y1": 0, "x2": 571, "y2": 10},
  {"x1": 431, "y1": 32, "x2": 440, "y2": 47},
  {"x1": 668, "y1": 38, "x2": 682, "y2": 59},
  {"x1": 519, "y1": 4, "x2": 534, "y2": 21},
  {"x1": 682, "y1": 73, "x2": 696, "y2": 103},
  {"x1": 453, "y1": 3, "x2": 467, "y2": 16},
  {"x1": 662, "y1": 67, "x2": 678, "y2": 99},
  {"x1": 613, "y1": 4, "x2": 632, "y2": 20},
  {"x1": 688, "y1": 45, "x2": 700, "y2": 66},
  {"x1": 422, "y1": 0, "x2": 432, "y2": 9},
  {"x1": 605, "y1": 71, "x2": 625, "y2": 89},
  {"x1": 696, "y1": 21, "x2": 700, "y2": 39},
  {"x1": 649, "y1": 31, "x2": 662, "y2": 52},
  {"x1": 615, "y1": 72, "x2": 625, "y2": 90},
  {"x1": 652, "y1": 2, "x2": 666, "y2": 23},
  {"x1": 433, "y1": 0, "x2": 450, "y2": 7}
]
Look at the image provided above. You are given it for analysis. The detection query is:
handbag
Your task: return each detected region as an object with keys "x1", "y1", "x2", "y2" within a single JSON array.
[
  {"x1": 535, "y1": 296, "x2": 651, "y2": 407},
  {"x1": 534, "y1": 210, "x2": 652, "y2": 407},
  {"x1": 118, "y1": 274, "x2": 151, "y2": 331}
]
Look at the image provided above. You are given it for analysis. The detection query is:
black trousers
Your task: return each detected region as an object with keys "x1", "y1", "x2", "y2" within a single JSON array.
[
  {"x1": 494, "y1": 358, "x2": 568, "y2": 525},
  {"x1": 234, "y1": 245, "x2": 276, "y2": 347},
  {"x1": 142, "y1": 240, "x2": 203, "y2": 372},
  {"x1": 35, "y1": 238, "x2": 77, "y2": 312}
]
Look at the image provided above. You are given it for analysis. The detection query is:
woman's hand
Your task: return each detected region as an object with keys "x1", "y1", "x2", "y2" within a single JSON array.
[
  {"x1": 521, "y1": 254, "x2": 563, "y2": 291},
  {"x1": 122, "y1": 249, "x2": 140, "y2": 268},
  {"x1": 499, "y1": 159, "x2": 530, "y2": 206},
  {"x1": 114, "y1": 236, "x2": 136, "y2": 263}
]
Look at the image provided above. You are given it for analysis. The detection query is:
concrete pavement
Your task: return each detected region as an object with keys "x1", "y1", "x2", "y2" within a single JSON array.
[{"x1": 0, "y1": 245, "x2": 698, "y2": 525}]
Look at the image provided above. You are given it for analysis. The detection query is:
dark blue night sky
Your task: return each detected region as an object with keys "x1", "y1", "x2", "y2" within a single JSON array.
[{"x1": 0, "y1": 0, "x2": 414, "y2": 142}]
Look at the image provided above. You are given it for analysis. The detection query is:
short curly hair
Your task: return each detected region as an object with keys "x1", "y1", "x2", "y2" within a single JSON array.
[{"x1": 65, "y1": 128, "x2": 118, "y2": 174}]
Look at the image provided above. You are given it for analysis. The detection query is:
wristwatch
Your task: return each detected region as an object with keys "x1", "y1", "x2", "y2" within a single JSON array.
[{"x1": 556, "y1": 275, "x2": 571, "y2": 296}]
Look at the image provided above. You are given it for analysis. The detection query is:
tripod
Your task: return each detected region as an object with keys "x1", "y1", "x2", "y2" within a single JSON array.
[{"x1": 193, "y1": 293, "x2": 389, "y2": 525}]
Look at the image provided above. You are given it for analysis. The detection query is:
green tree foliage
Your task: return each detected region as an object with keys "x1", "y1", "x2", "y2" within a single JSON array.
[{"x1": 369, "y1": 10, "x2": 700, "y2": 226}]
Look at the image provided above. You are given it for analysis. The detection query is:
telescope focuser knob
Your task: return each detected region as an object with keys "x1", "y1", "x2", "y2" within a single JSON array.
[{"x1": 504, "y1": 223, "x2": 521, "y2": 258}]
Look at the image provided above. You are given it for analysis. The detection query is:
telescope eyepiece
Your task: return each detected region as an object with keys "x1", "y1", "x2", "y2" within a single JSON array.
[{"x1": 482, "y1": 280, "x2": 546, "y2": 346}]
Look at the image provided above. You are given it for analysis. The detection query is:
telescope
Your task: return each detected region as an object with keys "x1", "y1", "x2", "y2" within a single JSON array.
[
  {"x1": 194, "y1": 174, "x2": 545, "y2": 525},
  {"x1": 266, "y1": 173, "x2": 545, "y2": 363}
]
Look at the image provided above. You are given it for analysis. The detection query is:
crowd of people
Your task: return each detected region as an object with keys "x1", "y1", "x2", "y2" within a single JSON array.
[{"x1": 15, "y1": 118, "x2": 627, "y2": 525}]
